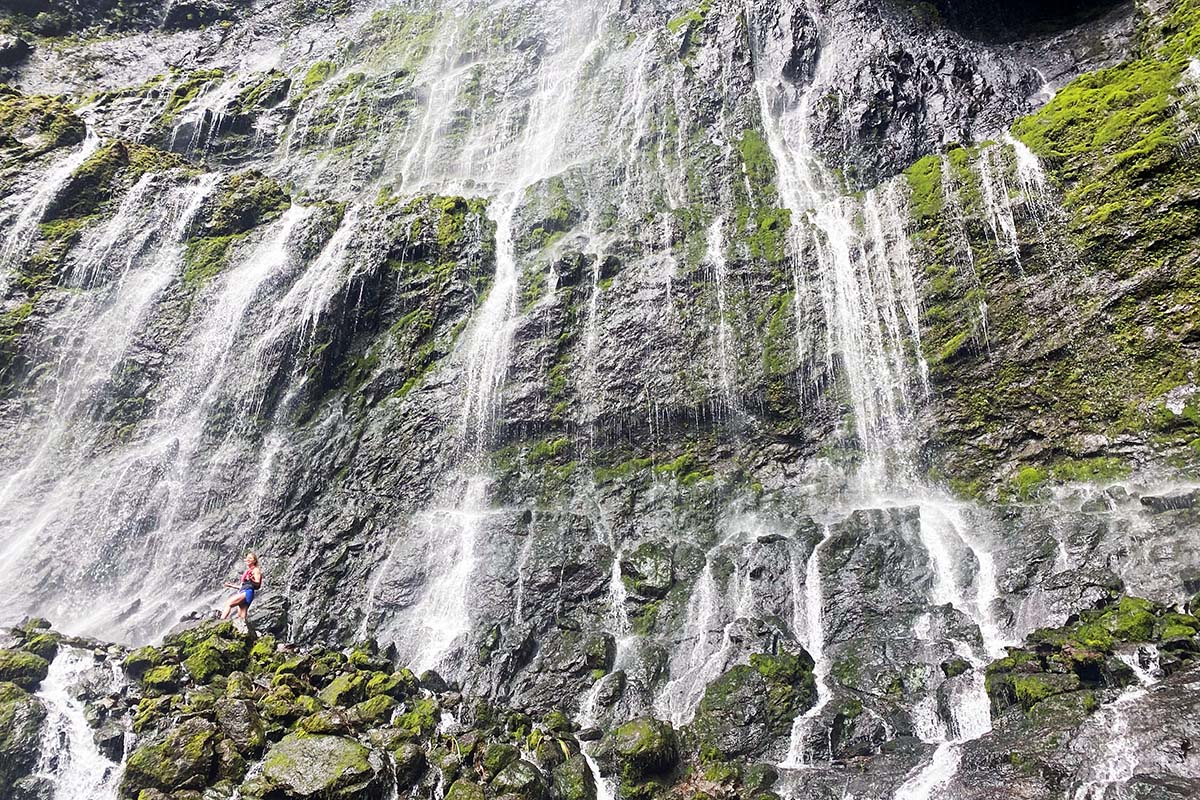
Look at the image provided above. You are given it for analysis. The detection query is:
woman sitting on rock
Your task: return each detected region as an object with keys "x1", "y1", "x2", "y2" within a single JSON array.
[{"x1": 219, "y1": 552, "x2": 263, "y2": 621}]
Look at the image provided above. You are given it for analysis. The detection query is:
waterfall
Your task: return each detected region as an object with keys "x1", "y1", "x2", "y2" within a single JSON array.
[
  {"x1": 372, "y1": 0, "x2": 617, "y2": 677},
  {"x1": 780, "y1": 525, "x2": 833, "y2": 768},
  {"x1": 0, "y1": 172, "x2": 220, "y2": 618},
  {"x1": 746, "y1": 4, "x2": 1030, "y2": 792},
  {"x1": 1, "y1": 3, "x2": 1192, "y2": 798},
  {"x1": 1070, "y1": 646, "x2": 1162, "y2": 800},
  {"x1": 31, "y1": 649, "x2": 126, "y2": 800},
  {"x1": 653, "y1": 527, "x2": 761, "y2": 727},
  {"x1": 705, "y1": 216, "x2": 737, "y2": 413},
  {"x1": 1, "y1": 132, "x2": 102, "y2": 276},
  {"x1": 750, "y1": 24, "x2": 927, "y2": 490}
]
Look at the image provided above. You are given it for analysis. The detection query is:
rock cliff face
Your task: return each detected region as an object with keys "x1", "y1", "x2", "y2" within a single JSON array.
[{"x1": 0, "y1": 0, "x2": 1199, "y2": 798}]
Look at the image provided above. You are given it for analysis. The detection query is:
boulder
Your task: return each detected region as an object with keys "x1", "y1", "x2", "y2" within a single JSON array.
[
  {"x1": 610, "y1": 717, "x2": 678, "y2": 777},
  {"x1": 248, "y1": 594, "x2": 290, "y2": 638},
  {"x1": 0, "y1": 683, "x2": 46, "y2": 796},
  {"x1": 619, "y1": 541, "x2": 674, "y2": 599},
  {"x1": 481, "y1": 742, "x2": 520, "y2": 779},
  {"x1": 120, "y1": 717, "x2": 221, "y2": 795},
  {"x1": 0, "y1": 36, "x2": 32, "y2": 68},
  {"x1": 551, "y1": 754, "x2": 597, "y2": 800},
  {"x1": 319, "y1": 672, "x2": 366, "y2": 707},
  {"x1": 492, "y1": 759, "x2": 547, "y2": 800},
  {"x1": 445, "y1": 778, "x2": 486, "y2": 800},
  {"x1": 215, "y1": 697, "x2": 266, "y2": 752},
  {"x1": 392, "y1": 742, "x2": 426, "y2": 787},
  {"x1": 261, "y1": 733, "x2": 381, "y2": 798},
  {"x1": 122, "y1": 646, "x2": 165, "y2": 679},
  {"x1": 690, "y1": 652, "x2": 816, "y2": 759},
  {"x1": 0, "y1": 650, "x2": 49, "y2": 692}
]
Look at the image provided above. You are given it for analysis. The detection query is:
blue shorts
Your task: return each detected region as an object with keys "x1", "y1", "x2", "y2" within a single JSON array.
[{"x1": 242, "y1": 588, "x2": 255, "y2": 605}]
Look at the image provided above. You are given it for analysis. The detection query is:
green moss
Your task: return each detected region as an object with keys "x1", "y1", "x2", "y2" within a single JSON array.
[
  {"x1": 0, "y1": 84, "x2": 85, "y2": 154},
  {"x1": 1005, "y1": 457, "x2": 1128, "y2": 501},
  {"x1": 318, "y1": 672, "x2": 365, "y2": 707},
  {"x1": 180, "y1": 631, "x2": 247, "y2": 683},
  {"x1": 1049, "y1": 456, "x2": 1129, "y2": 483},
  {"x1": 396, "y1": 696, "x2": 439, "y2": 739},
  {"x1": 905, "y1": 156, "x2": 945, "y2": 221},
  {"x1": 733, "y1": 130, "x2": 791, "y2": 266},
  {"x1": 183, "y1": 235, "x2": 239, "y2": 286},
  {"x1": 666, "y1": 0, "x2": 711, "y2": 61},
  {"x1": 908, "y1": 1, "x2": 1197, "y2": 479},
  {"x1": 1008, "y1": 466, "x2": 1049, "y2": 501},
  {"x1": 0, "y1": 649, "x2": 49, "y2": 691},
  {"x1": 482, "y1": 742, "x2": 520, "y2": 778},
  {"x1": 158, "y1": 69, "x2": 225, "y2": 127},
  {"x1": 351, "y1": 693, "x2": 396, "y2": 723},
  {"x1": 202, "y1": 171, "x2": 291, "y2": 238},
  {"x1": 181, "y1": 171, "x2": 291, "y2": 287},
  {"x1": 1074, "y1": 623, "x2": 1115, "y2": 650},
  {"x1": 131, "y1": 694, "x2": 175, "y2": 732},
  {"x1": 142, "y1": 664, "x2": 182, "y2": 693},
  {"x1": 1099, "y1": 596, "x2": 1156, "y2": 641},
  {"x1": 594, "y1": 456, "x2": 655, "y2": 484}
]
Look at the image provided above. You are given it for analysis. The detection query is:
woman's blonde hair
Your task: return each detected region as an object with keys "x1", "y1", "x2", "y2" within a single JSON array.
[{"x1": 246, "y1": 552, "x2": 259, "y2": 565}]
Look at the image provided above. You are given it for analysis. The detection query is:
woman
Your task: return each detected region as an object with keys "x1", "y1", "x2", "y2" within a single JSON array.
[{"x1": 220, "y1": 552, "x2": 263, "y2": 621}]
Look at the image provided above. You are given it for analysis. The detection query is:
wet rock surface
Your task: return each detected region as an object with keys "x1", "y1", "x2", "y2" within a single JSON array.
[{"x1": 0, "y1": 0, "x2": 1199, "y2": 798}]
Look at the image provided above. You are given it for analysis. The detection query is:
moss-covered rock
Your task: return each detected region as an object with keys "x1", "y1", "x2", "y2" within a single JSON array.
[
  {"x1": 393, "y1": 741, "x2": 426, "y2": 787},
  {"x1": 45, "y1": 139, "x2": 183, "y2": 223},
  {"x1": 20, "y1": 632, "x2": 60, "y2": 662},
  {"x1": 120, "y1": 717, "x2": 221, "y2": 797},
  {"x1": 318, "y1": 672, "x2": 366, "y2": 707},
  {"x1": 260, "y1": 686, "x2": 298, "y2": 723},
  {"x1": 446, "y1": 778, "x2": 486, "y2": 800},
  {"x1": 552, "y1": 753, "x2": 597, "y2": 800},
  {"x1": 214, "y1": 698, "x2": 266, "y2": 753},
  {"x1": 0, "y1": 84, "x2": 84, "y2": 155},
  {"x1": 182, "y1": 170, "x2": 291, "y2": 287},
  {"x1": 132, "y1": 694, "x2": 180, "y2": 733},
  {"x1": 0, "y1": 682, "x2": 46, "y2": 796},
  {"x1": 261, "y1": 733, "x2": 380, "y2": 798},
  {"x1": 350, "y1": 694, "x2": 395, "y2": 725},
  {"x1": 298, "y1": 708, "x2": 354, "y2": 735},
  {"x1": 0, "y1": 649, "x2": 49, "y2": 691},
  {"x1": 364, "y1": 670, "x2": 414, "y2": 699},
  {"x1": 395, "y1": 695, "x2": 439, "y2": 739},
  {"x1": 123, "y1": 645, "x2": 166, "y2": 679},
  {"x1": 481, "y1": 741, "x2": 520, "y2": 779},
  {"x1": 492, "y1": 759, "x2": 547, "y2": 800},
  {"x1": 180, "y1": 630, "x2": 248, "y2": 683},
  {"x1": 985, "y1": 594, "x2": 1200, "y2": 716},
  {"x1": 142, "y1": 663, "x2": 183, "y2": 695},
  {"x1": 619, "y1": 541, "x2": 675, "y2": 600},
  {"x1": 610, "y1": 716, "x2": 679, "y2": 778},
  {"x1": 690, "y1": 651, "x2": 816, "y2": 759}
]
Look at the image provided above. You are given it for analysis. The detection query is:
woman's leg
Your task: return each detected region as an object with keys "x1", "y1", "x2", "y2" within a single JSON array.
[{"x1": 220, "y1": 593, "x2": 245, "y2": 620}]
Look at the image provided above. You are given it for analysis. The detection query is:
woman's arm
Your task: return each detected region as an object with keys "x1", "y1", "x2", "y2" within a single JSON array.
[{"x1": 253, "y1": 566, "x2": 263, "y2": 589}]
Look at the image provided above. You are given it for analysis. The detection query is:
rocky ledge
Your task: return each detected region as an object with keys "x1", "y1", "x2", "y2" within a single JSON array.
[{"x1": 1, "y1": 592, "x2": 1199, "y2": 800}]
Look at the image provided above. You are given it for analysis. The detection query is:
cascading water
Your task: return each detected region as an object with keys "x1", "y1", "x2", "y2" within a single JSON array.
[
  {"x1": 30, "y1": 649, "x2": 126, "y2": 800},
  {"x1": 363, "y1": 0, "x2": 618, "y2": 677},
  {"x1": 1, "y1": 133, "x2": 103, "y2": 277},
  {"x1": 1, "y1": 1, "x2": 1195, "y2": 798},
  {"x1": 747, "y1": 4, "x2": 1031, "y2": 793},
  {"x1": 780, "y1": 526, "x2": 833, "y2": 768},
  {"x1": 1070, "y1": 646, "x2": 1162, "y2": 800}
]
